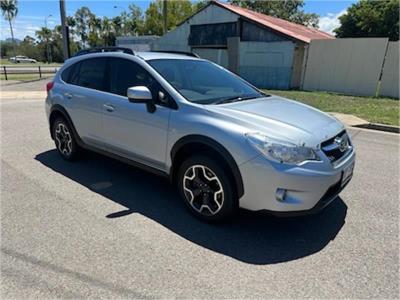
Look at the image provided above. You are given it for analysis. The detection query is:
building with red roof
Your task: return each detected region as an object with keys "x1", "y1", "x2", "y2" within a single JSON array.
[{"x1": 151, "y1": 0, "x2": 334, "y2": 89}]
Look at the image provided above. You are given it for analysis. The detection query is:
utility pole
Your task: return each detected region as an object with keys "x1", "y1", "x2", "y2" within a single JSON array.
[
  {"x1": 163, "y1": 0, "x2": 167, "y2": 34},
  {"x1": 59, "y1": 0, "x2": 70, "y2": 60}
]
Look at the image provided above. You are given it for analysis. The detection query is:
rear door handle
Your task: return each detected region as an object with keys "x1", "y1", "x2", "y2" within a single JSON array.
[
  {"x1": 103, "y1": 104, "x2": 115, "y2": 112},
  {"x1": 65, "y1": 92, "x2": 73, "y2": 99}
]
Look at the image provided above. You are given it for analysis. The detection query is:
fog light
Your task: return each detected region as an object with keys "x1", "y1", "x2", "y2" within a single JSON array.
[{"x1": 276, "y1": 188, "x2": 287, "y2": 202}]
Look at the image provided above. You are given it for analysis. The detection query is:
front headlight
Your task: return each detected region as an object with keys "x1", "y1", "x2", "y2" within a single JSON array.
[{"x1": 245, "y1": 132, "x2": 320, "y2": 164}]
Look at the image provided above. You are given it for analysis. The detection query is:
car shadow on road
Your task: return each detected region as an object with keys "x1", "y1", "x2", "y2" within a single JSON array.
[{"x1": 35, "y1": 149, "x2": 347, "y2": 265}]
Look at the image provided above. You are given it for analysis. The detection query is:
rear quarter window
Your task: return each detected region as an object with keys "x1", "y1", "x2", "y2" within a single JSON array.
[{"x1": 61, "y1": 65, "x2": 73, "y2": 83}]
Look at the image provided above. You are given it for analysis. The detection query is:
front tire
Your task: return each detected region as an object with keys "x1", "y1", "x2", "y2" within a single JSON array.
[
  {"x1": 52, "y1": 118, "x2": 79, "y2": 161},
  {"x1": 177, "y1": 155, "x2": 238, "y2": 222}
]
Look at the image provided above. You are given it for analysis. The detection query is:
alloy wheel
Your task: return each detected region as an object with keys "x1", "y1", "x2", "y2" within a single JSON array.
[
  {"x1": 183, "y1": 165, "x2": 224, "y2": 216},
  {"x1": 55, "y1": 123, "x2": 73, "y2": 156}
]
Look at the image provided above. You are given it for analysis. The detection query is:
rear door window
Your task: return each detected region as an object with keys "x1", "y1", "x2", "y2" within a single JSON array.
[{"x1": 73, "y1": 58, "x2": 108, "y2": 92}]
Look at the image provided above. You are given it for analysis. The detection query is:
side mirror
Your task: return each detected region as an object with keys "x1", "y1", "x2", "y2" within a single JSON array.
[
  {"x1": 127, "y1": 86, "x2": 156, "y2": 113},
  {"x1": 127, "y1": 86, "x2": 152, "y2": 102}
]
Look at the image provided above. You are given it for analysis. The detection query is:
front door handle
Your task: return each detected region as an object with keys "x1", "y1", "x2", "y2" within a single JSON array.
[{"x1": 103, "y1": 104, "x2": 115, "y2": 112}]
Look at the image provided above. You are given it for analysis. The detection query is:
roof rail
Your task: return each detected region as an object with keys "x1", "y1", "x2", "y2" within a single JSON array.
[
  {"x1": 150, "y1": 50, "x2": 200, "y2": 58},
  {"x1": 74, "y1": 47, "x2": 135, "y2": 57}
]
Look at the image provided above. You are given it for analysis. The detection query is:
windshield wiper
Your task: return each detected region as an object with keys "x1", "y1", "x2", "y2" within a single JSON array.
[{"x1": 215, "y1": 95, "x2": 259, "y2": 105}]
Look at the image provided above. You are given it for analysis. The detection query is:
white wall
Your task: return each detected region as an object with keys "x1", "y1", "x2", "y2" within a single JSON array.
[
  {"x1": 239, "y1": 41, "x2": 295, "y2": 89},
  {"x1": 380, "y1": 41, "x2": 399, "y2": 99},
  {"x1": 302, "y1": 38, "x2": 389, "y2": 96}
]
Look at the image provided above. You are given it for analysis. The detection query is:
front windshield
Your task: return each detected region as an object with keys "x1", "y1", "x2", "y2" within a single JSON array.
[{"x1": 148, "y1": 59, "x2": 263, "y2": 104}]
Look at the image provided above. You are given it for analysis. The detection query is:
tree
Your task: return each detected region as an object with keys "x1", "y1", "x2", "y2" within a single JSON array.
[
  {"x1": 193, "y1": 0, "x2": 209, "y2": 12},
  {"x1": 119, "y1": 10, "x2": 129, "y2": 35},
  {"x1": 0, "y1": 40, "x2": 14, "y2": 58},
  {"x1": 143, "y1": 0, "x2": 194, "y2": 35},
  {"x1": 127, "y1": 4, "x2": 144, "y2": 35},
  {"x1": 112, "y1": 16, "x2": 123, "y2": 36},
  {"x1": 75, "y1": 7, "x2": 93, "y2": 47},
  {"x1": 101, "y1": 17, "x2": 115, "y2": 46},
  {"x1": 229, "y1": 0, "x2": 319, "y2": 28},
  {"x1": 334, "y1": 0, "x2": 399, "y2": 41},
  {"x1": 18, "y1": 35, "x2": 39, "y2": 60},
  {"x1": 66, "y1": 16, "x2": 76, "y2": 36},
  {"x1": 88, "y1": 15, "x2": 102, "y2": 47},
  {"x1": 36, "y1": 27, "x2": 52, "y2": 62},
  {"x1": 1, "y1": 0, "x2": 18, "y2": 57}
]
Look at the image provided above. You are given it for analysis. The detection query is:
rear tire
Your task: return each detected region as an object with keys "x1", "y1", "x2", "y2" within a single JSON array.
[
  {"x1": 177, "y1": 155, "x2": 238, "y2": 222},
  {"x1": 52, "y1": 118, "x2": 80, "y2": 161}
]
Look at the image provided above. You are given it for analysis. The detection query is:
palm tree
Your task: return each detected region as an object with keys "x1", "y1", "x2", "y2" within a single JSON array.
[
  {"x1": 1, "y1": 0, "x2": 18, "y2": 57},
  {"x1": 36, "y1": 27, "x2": 52, "y2": 62},
  {"x1": 101, "y1": 17, "x2": 114, "y2": 46},
  {"x1": 112, "y1": 16, "x2": 122, "y2": 36}
]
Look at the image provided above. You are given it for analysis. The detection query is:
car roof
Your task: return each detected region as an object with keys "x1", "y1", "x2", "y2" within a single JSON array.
[
  {"x1": 136, "y1": 51, "x2": 200, "y2": 61},
  {"x1": 63, "y1": 51, "x2": 202, "y2": 67}
]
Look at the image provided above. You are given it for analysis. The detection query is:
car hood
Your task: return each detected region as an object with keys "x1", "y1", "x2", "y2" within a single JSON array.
[{"x1": 205, "y1": 96, "x2": 344, "y2": 147}]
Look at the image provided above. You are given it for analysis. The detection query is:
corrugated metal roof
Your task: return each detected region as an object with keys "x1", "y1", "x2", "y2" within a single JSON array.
[{"x1": 213, "y1": 1, "x2": 334, "y2": 43}]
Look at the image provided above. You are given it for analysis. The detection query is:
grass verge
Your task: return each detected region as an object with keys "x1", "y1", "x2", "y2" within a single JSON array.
[{"x1": 264, "y1": 90, "x2": 399, "y2": 126}]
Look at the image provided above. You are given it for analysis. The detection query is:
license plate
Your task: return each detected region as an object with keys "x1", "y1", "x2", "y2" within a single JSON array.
[{"x1": 342, "y1": 162, "x2": 354, "y2": 186}]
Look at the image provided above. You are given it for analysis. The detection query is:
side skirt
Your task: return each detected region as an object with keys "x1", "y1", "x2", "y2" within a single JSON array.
[{"x1": 76, "y1": 139, "x2": 169, "y2": 179}]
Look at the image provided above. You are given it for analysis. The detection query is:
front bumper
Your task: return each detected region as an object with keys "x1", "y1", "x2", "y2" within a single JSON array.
[{"x1": 238, "y1": 149, "x2": 355, "y2": 214}]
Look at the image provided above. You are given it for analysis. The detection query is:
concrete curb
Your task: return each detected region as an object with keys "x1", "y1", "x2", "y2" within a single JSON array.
[
  {"x1": 329, "y1": 112, "x2": 399, "y2": 134},
  {"x1": 353, "y1": 123, "x2": 400, "y2": 134}
]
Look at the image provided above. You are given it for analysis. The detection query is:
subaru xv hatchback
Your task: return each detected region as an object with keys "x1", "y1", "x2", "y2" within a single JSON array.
[{"x1": 46, "y1": 50, "x2": 355, "y2": 221}]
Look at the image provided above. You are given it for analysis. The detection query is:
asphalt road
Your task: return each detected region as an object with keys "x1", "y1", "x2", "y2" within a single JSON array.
[{"x1": 1, "y1": 95, "x2": 399, "y2": 298}]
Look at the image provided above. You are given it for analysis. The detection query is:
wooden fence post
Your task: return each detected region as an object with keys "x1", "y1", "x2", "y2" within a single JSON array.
[
  {"x1": 38, "y1": 66, "x2": 42, "y2": 78},
  {"x1": 3, "y1": 66, "x2": 7, "y2": 81}
]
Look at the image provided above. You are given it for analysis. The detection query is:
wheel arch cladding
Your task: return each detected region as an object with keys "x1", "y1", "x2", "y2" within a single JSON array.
[
  {"x1": 170, "y1": 135, "x2": 244, "y2": 198},
  {"x1": 49, "y1": 105, "x2": 80, "y2": 142}
]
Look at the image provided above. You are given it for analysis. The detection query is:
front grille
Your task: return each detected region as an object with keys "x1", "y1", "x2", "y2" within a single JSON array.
[{"x1": 321, "y1": 130, "x2": 352, "y2": 163}]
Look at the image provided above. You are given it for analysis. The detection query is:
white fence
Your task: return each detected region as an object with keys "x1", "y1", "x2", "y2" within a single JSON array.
[
  {"x1": 302, "y1": 38, "x2": 399, "y2": 98},
  {"x1": 380, "y1": 42, "x2": 399, "y2": 98}
]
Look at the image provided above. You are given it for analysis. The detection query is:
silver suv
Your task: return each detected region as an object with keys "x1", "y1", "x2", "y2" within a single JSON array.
[{"x1": 46, "y1": 49, "x2": 355, "y2": 221}]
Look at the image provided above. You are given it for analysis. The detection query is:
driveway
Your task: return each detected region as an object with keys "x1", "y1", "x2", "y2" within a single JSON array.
[{"x1": 1, "y1": 94, "x2": 399, "y2": 298}]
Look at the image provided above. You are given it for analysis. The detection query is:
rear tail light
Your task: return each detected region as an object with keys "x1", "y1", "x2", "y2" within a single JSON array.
[{"x1": 46, "y1": 82, "x2": 54, "y2": 92}]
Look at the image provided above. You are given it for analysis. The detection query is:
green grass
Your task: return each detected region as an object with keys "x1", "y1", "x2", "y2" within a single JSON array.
[
  {"x1": 0, "y1": 58, "x2": 62, "y2": 67},
  {"x1": 1, "y1": 74, "x2": 53, "y2": 81},
  {"x1": 264, "y1": 90, "x2": 399, "y2": 126}
]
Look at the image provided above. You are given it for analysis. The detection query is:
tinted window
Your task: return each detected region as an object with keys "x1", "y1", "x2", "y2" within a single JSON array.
[
  {"x1": 149, "y1": 59, "x2": 262, "y2": 104},
  {"x1": 109, "y1": 58, "x2": 155, "y2": 97},
  {"x1": 61, "y1": 65, "x2": 73, "y2": 82},
  {"x1": 109, "y1": 58, "x2": 170, "y2": 107},
  {"x1": 68, "y1": 62, "x2": 80, "y2": 85},
  {"x1": 74, "y1": 58, "x2": 107, "y2": 91}
]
